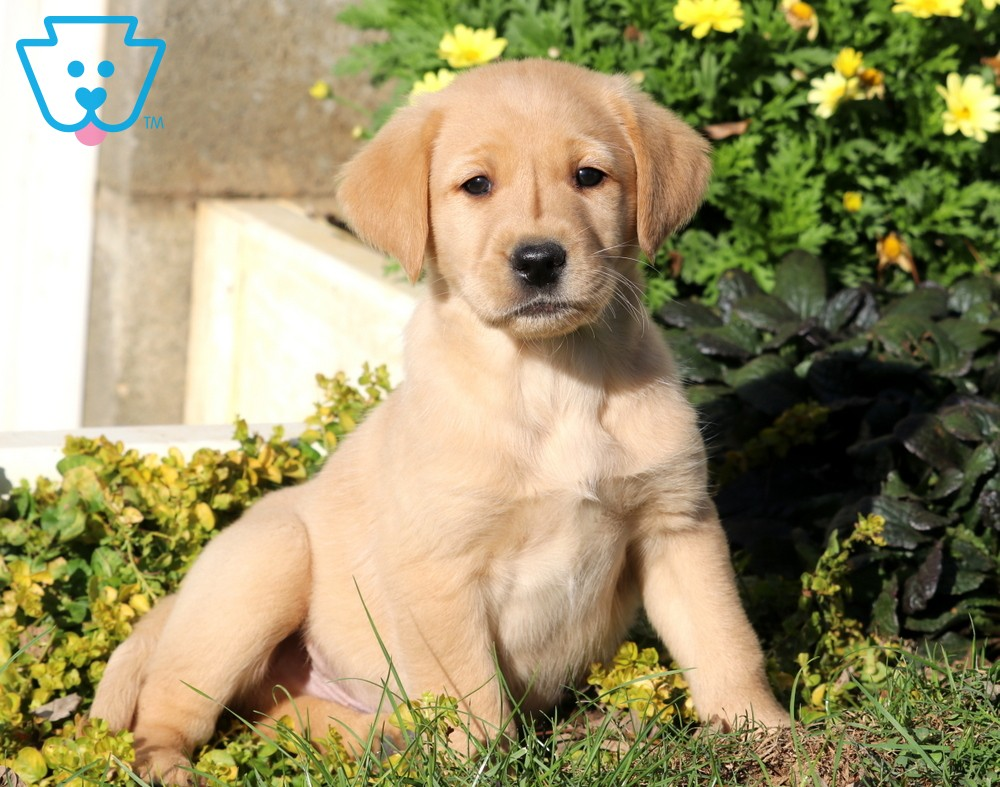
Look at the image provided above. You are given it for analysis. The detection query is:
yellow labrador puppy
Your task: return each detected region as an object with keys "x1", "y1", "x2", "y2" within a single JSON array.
[{"x1": 92, "y1": 59, "x2": 786, "y2": 781}]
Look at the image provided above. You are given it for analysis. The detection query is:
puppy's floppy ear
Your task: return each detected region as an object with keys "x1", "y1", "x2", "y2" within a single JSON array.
[
  {"x1": 613, "y1": 79, "x2": 712, "y2": 260},
  {"x1": 337, "y1": 102, "x2": 441, "y2": 283}
]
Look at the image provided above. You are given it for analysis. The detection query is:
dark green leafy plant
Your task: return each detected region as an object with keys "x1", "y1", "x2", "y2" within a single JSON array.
[{"x1": 658, "y1": 253, "x2": 1000, "y2": 666}]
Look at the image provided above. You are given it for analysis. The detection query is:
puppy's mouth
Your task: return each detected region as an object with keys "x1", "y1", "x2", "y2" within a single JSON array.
[
  {"x1": 509, "y1": 298, "x2": 580, "y2": 319},
  {"x1": 491, "y1": 297, "x2": 598, "y2": 338}
]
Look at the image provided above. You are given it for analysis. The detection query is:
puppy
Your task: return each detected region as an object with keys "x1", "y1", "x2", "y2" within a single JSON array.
[{"x1": 92, "y1": 59, "x2": 786, "y2": 782}]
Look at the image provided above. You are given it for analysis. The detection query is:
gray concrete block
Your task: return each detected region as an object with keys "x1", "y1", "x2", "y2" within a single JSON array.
[
  {"x1": 83, "y1": 0, "x2": 388, "y2": 425},
  {"x1": 100, "y1": 0, "x2": 383, "y2": 197},
  {"x1": 84, "y1": 188, "x2": 195, "y2": 425}
]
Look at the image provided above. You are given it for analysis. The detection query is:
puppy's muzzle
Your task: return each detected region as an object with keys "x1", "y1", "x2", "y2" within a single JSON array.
[{"x1": 511, "y1": 242, "x2": 566, "y2": 288}]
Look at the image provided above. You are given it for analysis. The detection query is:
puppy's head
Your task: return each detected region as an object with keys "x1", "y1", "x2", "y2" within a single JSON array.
[{"x1": 338, "y1": 60, "x2": 710, "y2": 340}]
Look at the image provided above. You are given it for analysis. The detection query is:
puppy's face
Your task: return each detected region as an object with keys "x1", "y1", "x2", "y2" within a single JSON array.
[
  {"x1": 428, "y1": 85, "x2": 639, "y2": 339},
  {"x1": 338, "y1": 60, "x2": 711, "y2": 340}
]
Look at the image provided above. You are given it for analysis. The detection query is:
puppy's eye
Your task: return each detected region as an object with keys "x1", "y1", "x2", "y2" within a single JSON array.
[
  {"x1": 575, "y1": 167, "x2": 605, "y2": 188},
  {"x1": 462, "y1": 176, "x2": 492, "y2": 196}
]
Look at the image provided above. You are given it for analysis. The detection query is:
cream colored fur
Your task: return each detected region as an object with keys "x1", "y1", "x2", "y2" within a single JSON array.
[{"x1": 91, "y1": 59, "x2": 786, "y2": 784}]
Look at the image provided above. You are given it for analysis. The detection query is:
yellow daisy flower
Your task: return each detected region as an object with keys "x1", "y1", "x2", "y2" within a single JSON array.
[
  {"x1": 807, "y1": 72, "x2": 859, "y2": 118},
  {"x1": 983, "y1": 0, "x2": 997, "y2": 9},
  {"x1": 437, "y1": 25, "x2": 507, "y2": 69},
  {"x1": 936, "y1": 73, "x2": 1000, "y2": 142},
  {"x1": 891, "y1": 0, "x2": 964, "y2": 17},
  {"x1": 843, "y1": 192, "x2": 863, "y2": 212},
  {"x1": 674, "y1": 0, "x2": 745, "y2": 38},
  {"x1": 833, "y1": 48, "x2": 864, "y2": 78},
  {"x1": 409, "y1": 69, "x2": 457, "y2": 103}
]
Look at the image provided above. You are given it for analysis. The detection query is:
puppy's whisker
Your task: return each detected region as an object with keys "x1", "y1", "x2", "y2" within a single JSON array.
[
  {"x1": 570, "y1": 223, "x2": 600, "y2": 242},
  {"x1": 593, "y1": 267, "x2": 648, "y2": 330},
  {"x1": 593, "y1": 242, "x2": 639, "y2": 258},
  {"x1": 603, "y1": 255, "x2": 637, "y2": 270}
]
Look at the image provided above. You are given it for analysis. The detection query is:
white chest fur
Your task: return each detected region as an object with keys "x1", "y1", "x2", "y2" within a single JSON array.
[{"x1": 485, "y1": 491, "x2": 638, "y2": 703}]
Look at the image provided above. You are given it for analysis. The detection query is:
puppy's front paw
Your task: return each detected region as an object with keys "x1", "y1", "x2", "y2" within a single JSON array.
[
  {"x1": 742, "y1": 695, "x2": 791, "y2": 731},
  {"x1": 748, "y1": 705, "x2": 792, "y2": 731},
  {"x1": 133, "y1": 745, "x2": 196, "y2": 786},
  {"x1": 701, "y1": 697, "x2": 790, "y2": 735},
  {"x1": 445, "y1": 726, "x2": 483, "y2": 759}
]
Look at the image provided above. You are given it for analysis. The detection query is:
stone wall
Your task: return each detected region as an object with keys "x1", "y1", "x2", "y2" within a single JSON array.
[{"x1": 83, "y1": 0, "x2": 386, "y2": 425}]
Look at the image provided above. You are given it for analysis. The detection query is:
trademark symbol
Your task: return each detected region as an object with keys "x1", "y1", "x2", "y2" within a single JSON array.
[{"x1": 143, "y1": 115, "x2": 164, "y2": 129}]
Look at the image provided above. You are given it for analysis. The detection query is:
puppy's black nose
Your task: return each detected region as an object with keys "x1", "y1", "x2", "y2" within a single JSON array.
[{"x1": 511, "y1": 242, "x2": 566, "y2": 288}]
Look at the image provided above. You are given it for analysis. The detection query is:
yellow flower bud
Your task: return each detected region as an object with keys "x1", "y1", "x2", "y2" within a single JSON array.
[
  {"x1": 308, "y1": 80, "x2": 331, "y2": 100},
  {"x1": 129, "y1": 593, "x2": 151, "y2": 614}
]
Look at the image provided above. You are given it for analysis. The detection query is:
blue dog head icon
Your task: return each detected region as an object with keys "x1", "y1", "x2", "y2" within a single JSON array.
[{"x1": 17, "y1": 16, "x2": 165, "y2": 146}]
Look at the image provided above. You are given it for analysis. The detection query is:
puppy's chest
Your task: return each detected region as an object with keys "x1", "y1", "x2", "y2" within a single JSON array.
[
  {"x1": 484, "y1": 495, "x2": 636, "y2": 694},
  {"x1": 490, "y1": 403, "x2": 637, "y2": 620},
  {"x1": 515, "y1": 404, "x2": 657, "y2": 512},
  {"x1": 487, "y1": 494, "x2": 629, "y2": 632}
]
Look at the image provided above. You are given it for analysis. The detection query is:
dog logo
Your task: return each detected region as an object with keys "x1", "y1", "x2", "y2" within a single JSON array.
[{"x1": 16, "y1": 16, "x2": 165, "y2": 146}]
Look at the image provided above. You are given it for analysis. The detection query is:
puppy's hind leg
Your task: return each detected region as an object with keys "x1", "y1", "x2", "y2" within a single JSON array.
[
  {"x1": 91, "y1": 595, "x2": 177, "y2": 730},
  {"x1": 130, "y1": 488, "x2": 312, "y2": 783},
  {"x1": 260, "y1": 693, "x2": 404, "y2": 760},
  {"x1": 239, "y1": 634, "x2": 403, "y2": 759}
]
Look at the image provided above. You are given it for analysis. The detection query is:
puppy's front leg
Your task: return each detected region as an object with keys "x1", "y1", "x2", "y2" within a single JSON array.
[
  {"x1": 387, "y1": 581, "x2": 513, "y2": 755},
  {"x1": 640, "y1": 503, "x2": 787, "y2": 729}
]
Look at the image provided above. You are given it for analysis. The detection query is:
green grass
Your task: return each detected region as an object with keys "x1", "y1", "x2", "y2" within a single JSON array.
[{"x1": 85, "y1": 647, "x2": 998, "y2": 787}]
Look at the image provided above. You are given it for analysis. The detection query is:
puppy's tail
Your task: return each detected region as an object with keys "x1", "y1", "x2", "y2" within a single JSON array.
[{"x1": 90, "y1": 595, "x2": 176, "y2": 730}]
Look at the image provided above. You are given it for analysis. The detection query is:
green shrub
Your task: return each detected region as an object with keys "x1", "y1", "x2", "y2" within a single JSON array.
[
  {"x1": 0, "y1": 368, "x2": 391, "y2": 784},
  {"x1": 327, "y1": 0, "x2": 999, "y2": 298}
]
